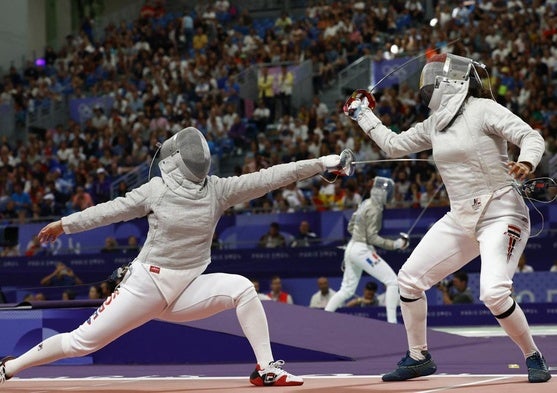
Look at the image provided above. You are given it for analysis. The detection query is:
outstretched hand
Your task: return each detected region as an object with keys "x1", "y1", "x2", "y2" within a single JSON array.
[
  {"x1": 507, "y1": 161, "x2": 532, "y2": 182},
  {"x1": 37, "y1": 220, "x2": 64, "y2": 244},
  {"x1": 320, "y1": 154, "x2": 342, "y2": 174},
  {"x1": 393, "y1": 237, "x2": 409, "y2": 250},
  {"x1": 343, "y1": 89, "x2": 377, "y2": 120},
  {"x1": 343, "y1": 90, "x2": 381, "y2": 132}
]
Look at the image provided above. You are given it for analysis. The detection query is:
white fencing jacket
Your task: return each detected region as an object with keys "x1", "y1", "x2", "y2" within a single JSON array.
[
  {"x1": 62, "y1": 159, "x2": 324, "y2": 270},
  {"x1": 348, "y1": 198, "x2": 398, "y2": 250},
  {"x1": 364, "y1": 97, "x2": 544, "y2": 233}
]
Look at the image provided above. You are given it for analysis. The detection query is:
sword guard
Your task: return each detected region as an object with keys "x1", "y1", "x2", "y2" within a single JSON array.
[{"x1": 339, "y1": 149, "x2": 356, "y2": 176}]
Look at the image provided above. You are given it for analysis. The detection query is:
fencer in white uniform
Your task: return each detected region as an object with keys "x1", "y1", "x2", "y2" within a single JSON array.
[
  {"x1": 345, "y1": 53, "x2": 550, "y2": 383},
  {"x1": 0, "y1": 127, "x2": 345, "y2": 387},
  {"x1": 324, "y1": 177, "x2": 407, "y2": 323}
]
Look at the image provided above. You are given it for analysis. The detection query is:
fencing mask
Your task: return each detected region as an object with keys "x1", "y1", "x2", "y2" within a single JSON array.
[
  {"x1": 159, "y1": 127, "x2": 211, "y2": 183},
  {"x1": 370, "y1": 176, "x2": 394, "y2": 205},
  {"x1": 419, "y1": 53, "x2": 482, "y2": 111}
]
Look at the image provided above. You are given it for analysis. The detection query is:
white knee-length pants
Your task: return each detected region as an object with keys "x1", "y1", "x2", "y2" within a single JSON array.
[
  {"x1": 339, "y1": 241, "x2": 398, "y2": 295},
  {"x1": 62, "y1": 262, "x2": 255, "y2": 356},
  {"x1": 324, "y1": 240, "x2": 399, "y2": 321},
  {"x1": 398, "y1": 188, "x2": 529, "y2": 315}
]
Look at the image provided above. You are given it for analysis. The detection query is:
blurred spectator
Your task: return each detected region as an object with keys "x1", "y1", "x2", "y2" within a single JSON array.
[
  {"x1": 100, "y1": 281, "x2": 116, "y2": 298},
  {"x1": 0, "y1": 287, "x2": 6, "y2": 303},
  {"x1": 550, "y1": 260, "x2": 557, "y2": 273},
  {"x1": 516, "y1": 253, "x2": 534, "y2": 273},
  {"x1": 341, "y1": 180, "x2": 362, "y2": 210},
  {"x1": 309, "y1": 277, "x2": 336, "y2": 309},
  {"x1": 70, "y1": 186, "x2": 94, "y2": 212},
  {"x1": 282, "y1": 182, "x2": 307, "y2": 211},
  {"x1": 1, "y1": 200, "x2": 19, "y2": 220},
  {"x1": 0, "y1": 245, "x2": 20, "y2": 257},
  {"x1": 11, "y1": 182, "x2": 31, "y2": 216},
  {"x1": 436, "y1": 271, "x2": 474, "y2": 305},
  {"x1": 121, "y1": 235, "x2": 140, "y2": 254},
  {"x1": 277, "y1": 65, "x2": 294, "y2": 117},
  {"x1": 346, "y1": 281, "x2": 380, "y2": 308},
  {"x1": 250, "y1": 278, "x2": 271, "y2": 301},
  {"x1": 22, "y1": 293, "x2": 34, "y2": 302},
  {"x1": 34, "y1": 293, "x2": 47, "y2": 301},
  {"x1": 91, "y1": 105, "x2": 108, "y2": 131},
  {"x1": 291, "y1": 220, "x2": 320, "y2": 248},
  {"x1": 258, "y1": 67, "x2": 276, "y2": 121},
  {"x1": 115, "y1": 181, "x2": 129, "y2": 197},
  {"x1": 419, "y1": 181, "x2": 447, "y2": 208},
  {"x1": 182, "y1": 7, "x2": 195, "y2": 50},
  {"x1": 39, "y1": 192, "x2": 64, "y2": 217},
  {"x1": 252, "y1": 101, "x2": 271, "y2": 133},
  {"x1": 40, "y1": 262, "x2": 83, "y2": 287},
  {"x1": 88, "y1": 285, "x2": 102, "y2": 300},
  {"x1": 62, "y1": 289, "x2": 76, "y2": 301},
  {"x1": 101, "y1": 236, "x2": 119, "y2": 253},
  {"x1": 258, "y1": 222, "x2": 287, "y2": 248},
  {"x1": 267, "y1": 275, "x2": 293, "y2": 304},
  {"x1": 311, "y1": 95, "x2": 329, "y2": 122},
  {"x1": 274, "y1": 10, "x2": 292, "y2": 34},
  {"x1": 330, "y1": 180, "x2": 346, "y2": 211},
  {"x1": 228, "y1": 116, "x2": 248, "y2": 155},
  {"x1": 192, "y1": 26, "x2": 208, "y2": 51},
  {"x1": 90, "y1": 168, "x2": 111, "y2": 204},
  {"x1": 315, "y1": 177, "x2": 335, "y2": 210}
]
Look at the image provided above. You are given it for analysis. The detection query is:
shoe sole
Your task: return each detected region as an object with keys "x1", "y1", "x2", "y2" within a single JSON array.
[
  {"x1": 382, "y1": 361, "x2": 437, "y2": 382},
  {"x1": 250, "y1": 376, "x2": 304, "y2": 386},
  {"x1": 528, "y1": 372, "x2": 551, "y2": 383}
]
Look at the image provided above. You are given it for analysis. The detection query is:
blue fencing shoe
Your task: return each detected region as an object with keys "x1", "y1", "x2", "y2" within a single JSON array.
[
  {"x1": 526, "y1": 352, "x2": 551, "y2": 383},
  {"x1": 382, "y1": 351, "x2": 437, "y2": 382}
]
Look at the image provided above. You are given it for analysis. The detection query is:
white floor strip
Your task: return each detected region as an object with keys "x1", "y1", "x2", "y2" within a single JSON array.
[
  {"x1": 8, "y1": 374, "x2": 530, "y2": 382},
  {"x1": 414, "y1": 376, "x2": 512, "y2": 393},
  {"x1": 432, "y1": 325, "x2": 557, "y2": 337}
]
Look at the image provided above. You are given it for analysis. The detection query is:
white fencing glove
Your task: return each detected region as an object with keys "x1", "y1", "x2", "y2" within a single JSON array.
[
  {"x1": 357, "y1": 105, "x2": 381, "y2": 133},
  {"x1": 319, "y1": 154, "x2": 342, "y2": 174},
  {"x1": 393, "y1": 235, "x2": 409, "y2": 250},
  {"x1": 343, "y1": 89, "x2": 381, "y2": 133}
]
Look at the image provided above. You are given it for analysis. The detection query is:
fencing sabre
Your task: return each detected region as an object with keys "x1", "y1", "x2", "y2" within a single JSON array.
[
  {"x1": 400, "y1": 182, "x2": 445, "y2": 240},
  {"x1": 337, "y1": 149, "x2": 445, "y2": 242},
  {"x1": 344, "y1": 38, "x2": 492, "y2": 115}
]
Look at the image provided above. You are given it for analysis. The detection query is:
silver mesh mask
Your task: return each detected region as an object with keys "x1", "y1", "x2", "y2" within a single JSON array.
[
  {"x1": 370, "y1": 176, "x2": 394, "y2": 205},
  {"x1": 159, "y1": 127, "x2": 211, "y2": 183},
  {"x1": 419, "y1": 53, "x2": 479, "y2": 110}
]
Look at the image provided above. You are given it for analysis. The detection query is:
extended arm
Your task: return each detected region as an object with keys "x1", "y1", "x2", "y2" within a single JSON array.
[
  {"x1": 345, "y1": 94, "x2": 432, "y2": 157},
  {"x1": 219, "y1": 157, "x2": 341, "y2": 208}
]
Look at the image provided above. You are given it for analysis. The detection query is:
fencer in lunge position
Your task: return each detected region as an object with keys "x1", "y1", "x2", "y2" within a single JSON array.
[
  {"x1": 324, "y1": 177, "x2": 407, "y2": 324},
  {"x1": 345, "y1": 53, "x2": 551, "y2": 383},
  {"x1": 0, "y1": 127, "x2": 346, "y2": 387}
]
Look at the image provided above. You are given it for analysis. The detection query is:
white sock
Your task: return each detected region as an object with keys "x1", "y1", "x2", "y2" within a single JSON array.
[
  {"x1": 385, "y1": 284, "x2": 399, "y2": 324},
  {"x1": 5, "y1": 333, "x2": 69, "y2": 377},
  {"x1": 400, "y1": 296, "x2": 428, "y2": 361},
  {"x1": 236, "y1": 296, "x2": 273, "y2": 367},
  {"x1": 495, "y1": 301, "x2": 538, "y2": 358}
]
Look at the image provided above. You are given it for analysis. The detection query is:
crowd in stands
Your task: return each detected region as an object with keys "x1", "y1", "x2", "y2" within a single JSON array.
[{"x1": 0, "y1": 0, "x2": 556, "y2": 227}]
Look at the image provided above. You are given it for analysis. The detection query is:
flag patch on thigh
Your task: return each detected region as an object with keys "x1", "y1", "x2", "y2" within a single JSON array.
[{"x1": 504, "y1": 224, "x2": 521, "y2": 262}]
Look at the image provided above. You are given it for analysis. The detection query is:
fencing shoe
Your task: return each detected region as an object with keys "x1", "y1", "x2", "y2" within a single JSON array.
[
  {"x1": 382, "y1": 351, "x2": 437, "y2": 381},
  {"x1": 526, "y1": 352, "x2": 551, "y2": 383},
  {"x1": 249, "y1": 360, "x2": 304, "y2": 386},
  {"x1": 0, "y1": 357, "x2": 14, "y2": 384}
]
